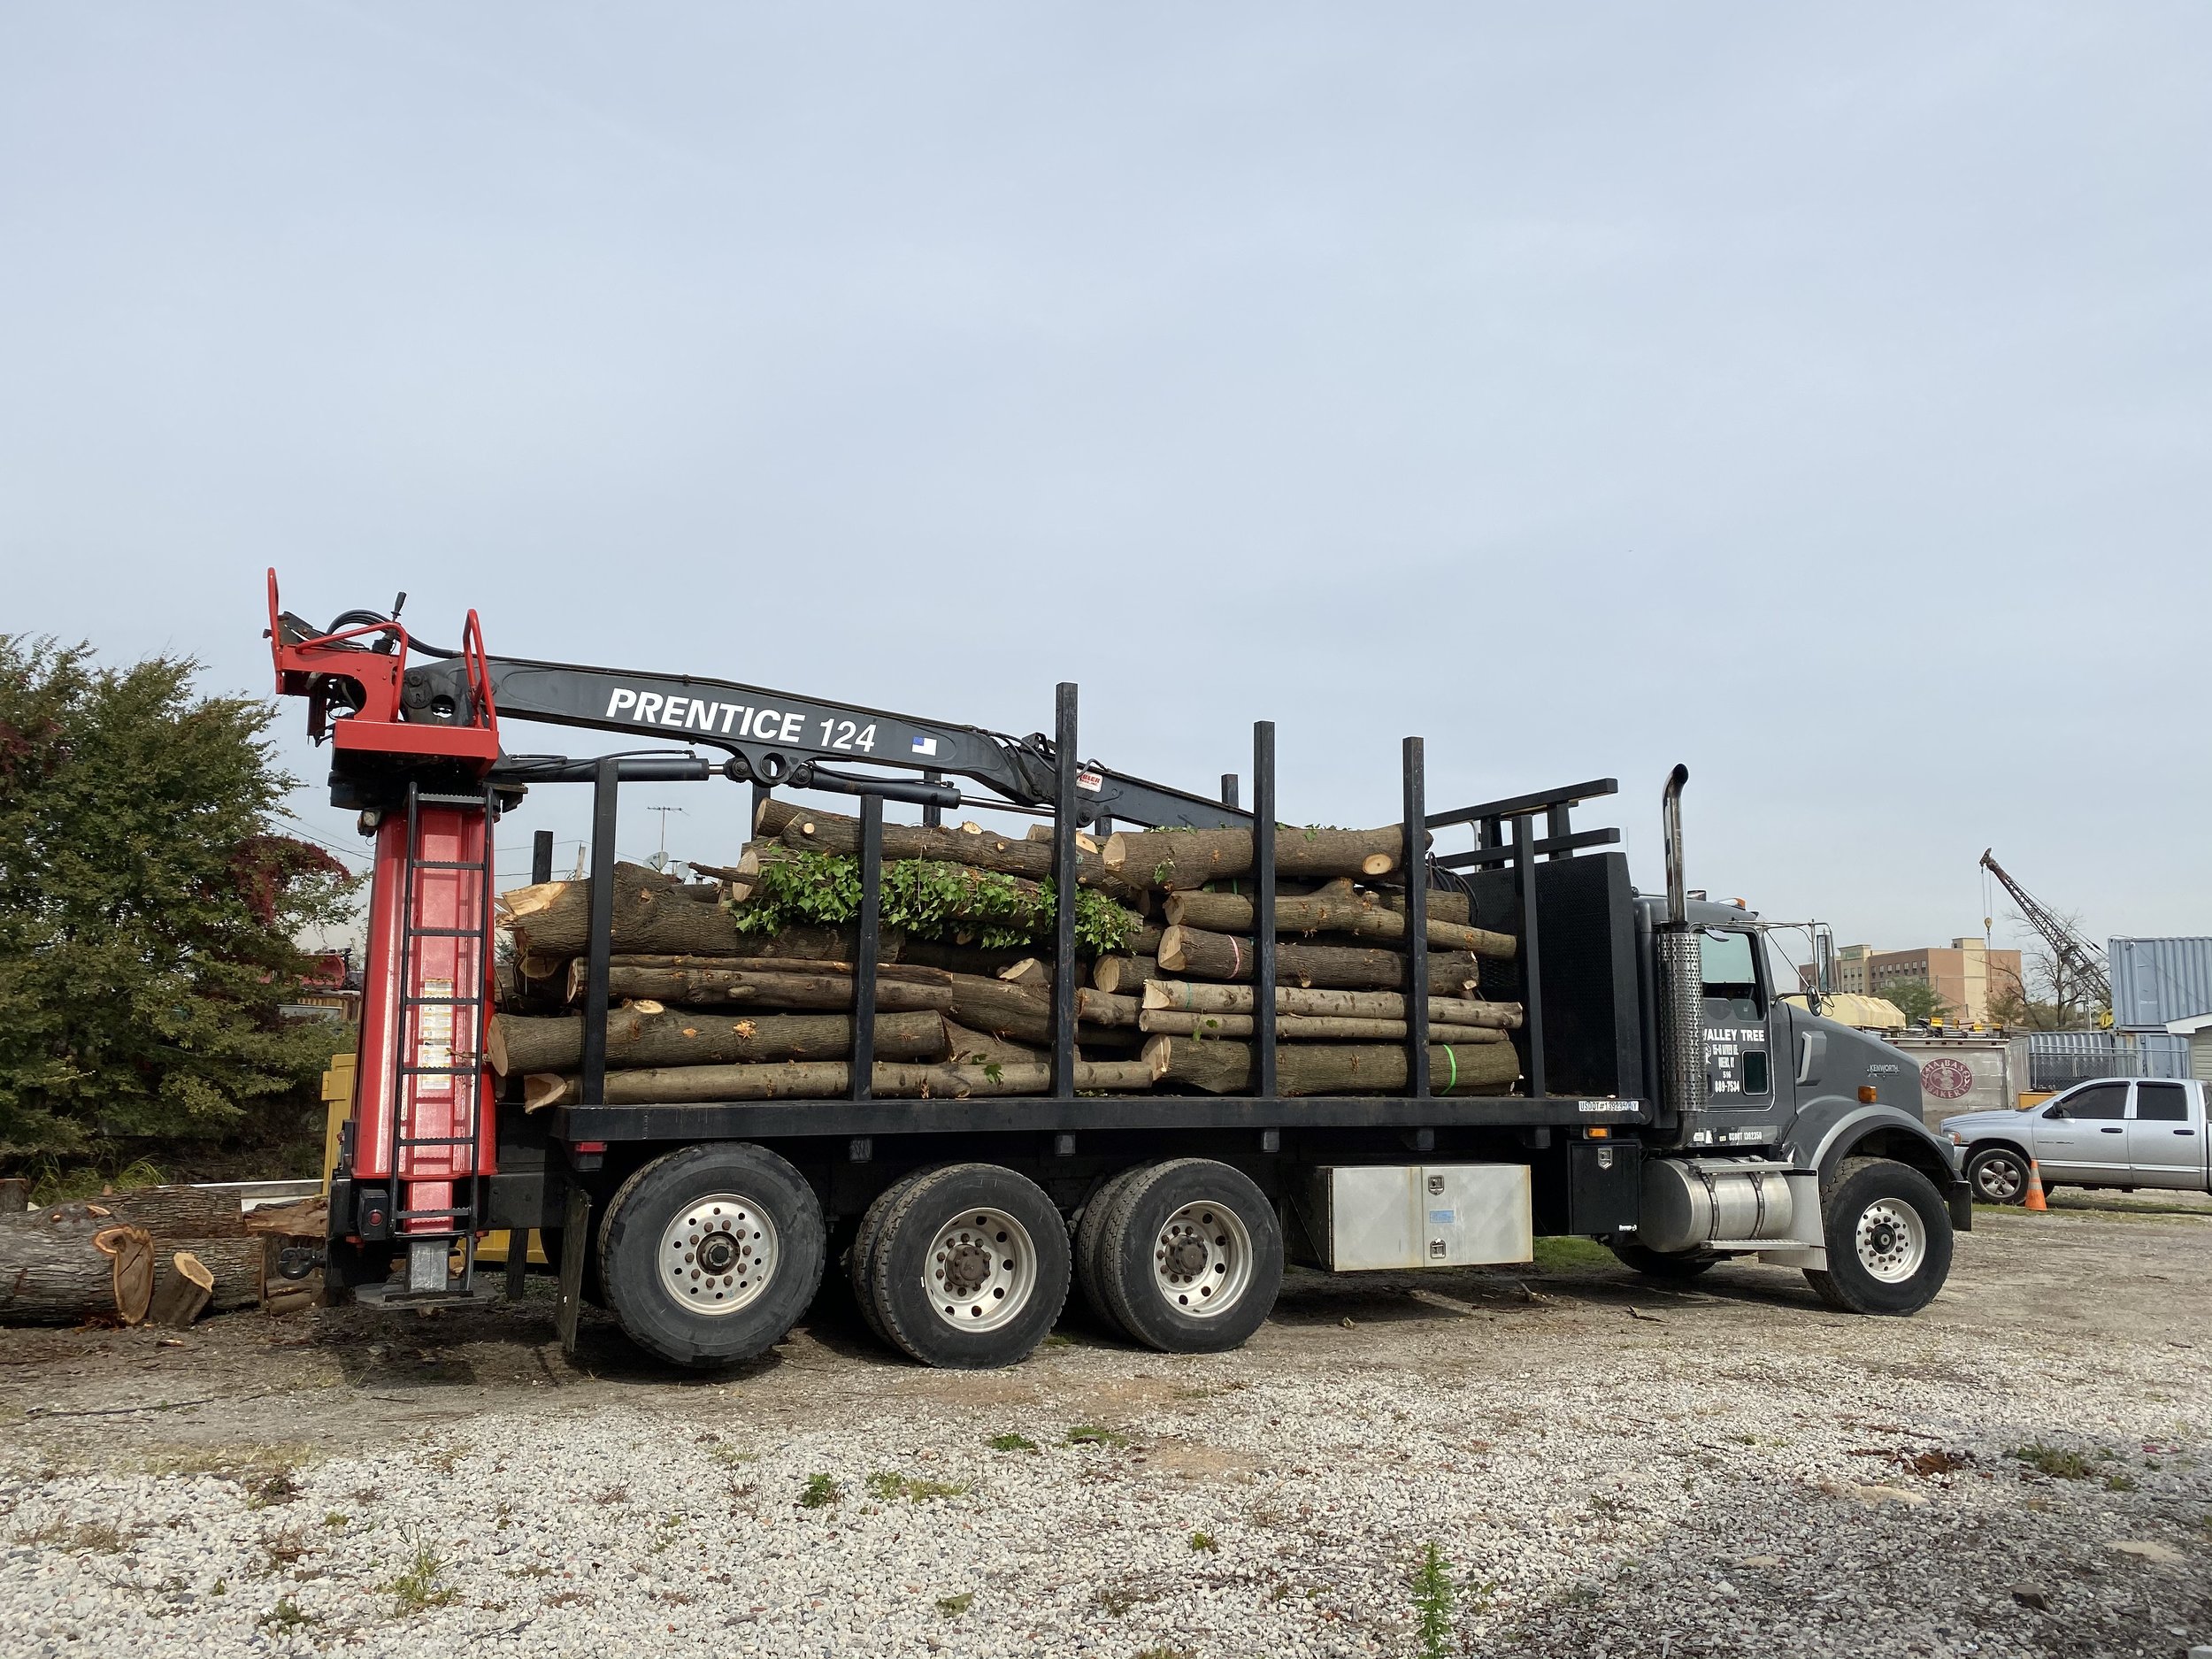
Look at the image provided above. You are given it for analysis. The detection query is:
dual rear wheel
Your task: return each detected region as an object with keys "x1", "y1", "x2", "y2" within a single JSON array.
[{"x1": 593, "y1": 1146, "x2": 1286, "y2": 1370}]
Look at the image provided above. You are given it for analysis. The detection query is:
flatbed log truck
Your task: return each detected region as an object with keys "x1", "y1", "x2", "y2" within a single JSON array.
[{"x1": 269, "y1": 575, "x2": 1969, "y2": 1370}]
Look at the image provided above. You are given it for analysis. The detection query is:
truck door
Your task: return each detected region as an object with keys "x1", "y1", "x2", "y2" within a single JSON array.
[
  {"x1": 2033, "y1": 1081, "x2": 2130, "y2": 1182},
  {"x1": 2124, "y1": 1081, "x2": 2202, "y2": 1189}
]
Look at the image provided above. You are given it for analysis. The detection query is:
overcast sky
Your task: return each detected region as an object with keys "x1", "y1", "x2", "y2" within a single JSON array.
[{"x1": 4, "y1": 4, "x2": 2207, "y2": 973}]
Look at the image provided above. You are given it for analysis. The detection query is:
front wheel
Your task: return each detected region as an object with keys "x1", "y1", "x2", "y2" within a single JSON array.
[
  {"x1": 1964, "y1": 1145, "x2": 2029, "y2": 1205},
  {"x1": 598, "y1": 1142, "x2": 826, "y2": 1368},
  {"x1": 1802, "y1": 1156, "x2": 1953, "y2": 1316}
]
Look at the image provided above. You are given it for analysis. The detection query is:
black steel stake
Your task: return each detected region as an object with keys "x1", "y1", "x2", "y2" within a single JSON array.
[
  {"x1": 1252, "y1": 723, "x2": 1277, "y2": 1099},
  {"x1": 1403, "y1": 737, "x2": 1429, "y2": 1100},
  {"x1": 530, "y1": 829, "x2": 554, "y2": 886},
  {"x1": 1513, "y1": 813, "x2": 1548, "y2": 1100},
  {"x1": 582, "y1": 759, "x2": 619, "y2": 1107},
  {"x1": 1051, "y1": 683, "x2": 1079, "y2": 1100},
  {"x1": 849, "y1": 795, "x2": 883, "y2": 1102}
]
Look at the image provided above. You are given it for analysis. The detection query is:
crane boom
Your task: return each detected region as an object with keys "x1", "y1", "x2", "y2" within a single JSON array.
[{"x1": 1978, "y1": 849, "x2": 2110, "y2": 1006}]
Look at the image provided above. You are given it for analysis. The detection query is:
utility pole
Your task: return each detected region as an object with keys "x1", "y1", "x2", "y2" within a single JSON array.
[{"x1": 648, "y1": 805, "x2": 687, "y2": 873}]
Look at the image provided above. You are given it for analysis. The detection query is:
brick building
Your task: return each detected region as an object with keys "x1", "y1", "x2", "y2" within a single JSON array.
[{"x1": 1803, "y1": 938, "x2": 2024, "y2": 1025}]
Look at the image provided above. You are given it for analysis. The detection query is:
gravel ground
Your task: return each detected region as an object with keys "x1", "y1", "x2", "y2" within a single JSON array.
[{"x1": 3, "y1": 1193, "x2": 2208, "y2": 1658}]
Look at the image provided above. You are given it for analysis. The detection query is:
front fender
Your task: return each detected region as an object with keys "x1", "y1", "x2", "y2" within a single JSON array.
[{"x1": 1786, "y1": 1098, "x2": 1972, "y2": 1232}]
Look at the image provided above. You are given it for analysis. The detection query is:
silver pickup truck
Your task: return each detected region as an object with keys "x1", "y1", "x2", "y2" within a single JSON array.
[{"x1": 1942, "y1": 1078, "x2": 2210, "y2": 1203}]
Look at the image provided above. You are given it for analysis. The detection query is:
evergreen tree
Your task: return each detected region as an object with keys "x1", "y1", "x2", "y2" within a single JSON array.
[{"x1": 0, "y1": 638, "x2": 355, "y2": 1163}]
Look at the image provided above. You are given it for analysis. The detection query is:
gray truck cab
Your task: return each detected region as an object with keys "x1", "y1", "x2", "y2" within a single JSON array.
[{"x1": 1615, "y1": 803, "x2": 1968, "y2": 1313}]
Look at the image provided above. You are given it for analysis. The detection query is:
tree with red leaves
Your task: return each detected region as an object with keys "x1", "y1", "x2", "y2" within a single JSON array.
[{"x1": 0, "y1": 638, "x2": 357, "y2": 1163}]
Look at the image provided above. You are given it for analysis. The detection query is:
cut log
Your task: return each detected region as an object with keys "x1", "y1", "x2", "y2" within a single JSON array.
[
  {"x1": 779, "y1": 810, "x2": 1145, "y2": 903},
  {"x1": 27, "y1": 1187, "x2": 247, "y2": 1240},
  {"x1": 1137, "y1": 1010, "x2": 1509, "y2": 1043},
  {"x1": 997, "y1": 957, "x2": 1048, "y2": 987},
  {"x1": 0, "y1": 1179, "x2": 26, "y2": 1214},
  {"x1": 754, "y1": 798, "x2": 807, "y2": 838},
  {"x1": 263, "y1": 1285, "x2": 318, "y2": 1318},
  {"x1": 487, "y1": 1008, "x2": 949, "y2": 1076},
  {"x1": 1143, "y1": 1037, "x2": 1519, "y2": 1097},
  {"x1": 523, "y1": 1057, "x2": 1155, "y2": 1109},
  {"x1": 150, "y1": 1251, "x2": 216, "y2": 1329},
  {"x1": 1091, "y1": 955, "x2": 1162, "y2": 995},
  {"x1": 1376, "y1": 888, "x2": 1473, "y2": 927},
  {"x1": 1156, "y1": 926, "x2": 1479, "y2": 995},
  {"x1": 1102, "y1": 824, "x2": 1416, "y2": 891},
  {"x1": 501, "y1": 864, "x2": 887, "y2": 961},
  {"x1": 181, "y1": 1235, "x2": 269, "y2": 1312},
  {"x1": 1141, "y1": 979, "x2": 1523, "y2": 1028},
  {"x1": 576, "y1": 963, "x2": 957, "y2": 1014},
  {"x1": 1162, "y1": 890, "x2": 1515, "y2": 958},
  {"x1": 244, "y1": 1195, "x2": 329, "y2": 1239},
  {"x1": 893, "y1": 938, "x2": 1039, "y2": 979},
  {"x1": 0, "y1": 1217, "x2": 153, "y2": 1325},
  {"x1": 945, "y1": 974, "x2": 1137, "y2": 1047},
  {"x1": 941, "y1": 1022, "x2": 1047, "y2": 1068}
]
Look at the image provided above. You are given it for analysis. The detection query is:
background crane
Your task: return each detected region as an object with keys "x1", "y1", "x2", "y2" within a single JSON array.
[{"x1": 1978, "y1": 848, "x2": 2110, "y2": 1013}]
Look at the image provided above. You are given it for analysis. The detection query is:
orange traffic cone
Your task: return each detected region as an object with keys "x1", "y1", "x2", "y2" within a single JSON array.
[{"x1": 2024, "y1": 1158, "x2": 2047, "y2": 1212}]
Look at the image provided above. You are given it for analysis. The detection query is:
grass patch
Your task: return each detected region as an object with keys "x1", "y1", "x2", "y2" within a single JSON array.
[
  {"x1": 1134, "y1": 1648, "x2": 1195, "y2": 1659},
  {"x1": 421, "y1": 1442, "x2": 472, "y2": 1476},
  {"x1": 1189, "y1": 1530, "x2": 1218, "y2": 1553},
  {"x1": 1067, "y1": 1425, "x2": 1130, "y2": 1448},
  {"x1": 936, "y1": 1592, "x2": 974, "y2": 1617},
  {"x1": 142, "y1": 1441, "x2": 318, "y2": 1488},
  {"x1": 987, "y1": 1432, "x2": 1039, "y2": 1453},
  {"x1": 648, "y1": 1514, "x2": 687, "y2": 1552},
  {"x1": 865, "y1": 1471, "x2": 969, "y2": 1502},
  {"x1": 385, "y1": 1540, "x2": 459, "y2": 1615},
  {"x1": 257, "y1": 1523, "x2": 311, "y2": 1577},
  {"x1": 257, "y1": 1598, "x2": 317, "y2": 1632},
  {"x1": 1532, "y1": 1235, "x2": 1616, "y2": 1271},
  {"x1": 1411, "y1": 1540, "x2": 1454, "y2": 1659},
  {"x1": 2011, "y1": 1443, "x2": 2095, "y2": 1480},
  {"x1": 2105, "y1": 1472, "x2": 2139, "y2": 1492},
  {"x1": 705, "y1": 1442, "x2": 757, "y2": 1468},
  {"x1": 14, "y1": 1517, "x2": 129, "y2": 1555},
  {"x1": 321, "y1": 1512, "x2": 349, "y2": 1532},
  {"x1": 798, "y1": 1473, "x2": 840, "y2": 1509}
]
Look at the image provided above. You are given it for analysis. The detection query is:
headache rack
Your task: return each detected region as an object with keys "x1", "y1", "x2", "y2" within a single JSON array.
[{"x1": 538, "y1": 688, "x2": 1650, "y2": 1147}]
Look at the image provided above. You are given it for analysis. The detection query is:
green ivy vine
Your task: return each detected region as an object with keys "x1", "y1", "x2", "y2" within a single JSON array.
[{"x1": 727, "y1": 851, "x2": 1142, "y2": 954}]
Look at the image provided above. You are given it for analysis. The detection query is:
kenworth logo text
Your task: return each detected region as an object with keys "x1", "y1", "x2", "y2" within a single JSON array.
[{"x1": 603, "y1": 688, "x2": 877, "y2": 752}]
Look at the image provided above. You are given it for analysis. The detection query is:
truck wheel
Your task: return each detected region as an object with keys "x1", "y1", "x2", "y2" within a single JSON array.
[
  {"x1": 1801, "y1": 1156, "x2": 1953, "y2": 1317},
  {"x1": 846, "y1": 1166, "x2": 947, "y2": 1349},
  {"x1": 1964, "y1": 1145, "x2": 2029, "y2": 1205},
  {"x1": 865, "y1": 1164, "x2": 1070, "y2": 1370},
  {"x1": 1073, "y1": 1166, "x2": 1148, "y2": 1335},
  {"x1": 597, "y1": 1142, "x2": 826, "y2": 1368},
  {"x1": 1609, "y1": 1242, "x2": 1720, "y2": 1279},
  {"x1": 1094, "y1": 1159, "x2": 1283, "y2": 1355}
]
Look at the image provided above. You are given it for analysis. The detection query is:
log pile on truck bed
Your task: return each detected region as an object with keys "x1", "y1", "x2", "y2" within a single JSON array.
[{"x1": 490, "y1": 800, "x2": 1524, "y2": 1105}]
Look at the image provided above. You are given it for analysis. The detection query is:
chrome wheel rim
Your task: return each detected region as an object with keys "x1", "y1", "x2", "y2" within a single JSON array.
[
  {"x1": 1151, "y1": 1200, "x2": 1255, "y2": 1319},
  {"x1": 925, "y1": 1208, "x2": 1037, "y2": 1333},
  {"x1": 659, "y1": 1193, "x2": 778, "y2": 1316},
  {"x1": 1973, "y1": 1156, "x2": 2024, "y2": 1202},
  {"x1": 1855, "y1": 1199, "x2": 1926, "y2": 1283}
]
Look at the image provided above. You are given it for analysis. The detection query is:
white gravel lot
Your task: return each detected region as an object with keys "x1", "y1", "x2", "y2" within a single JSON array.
[{"x1": 4, "y1": 1198, "x2": 2208, "y2": 1658}]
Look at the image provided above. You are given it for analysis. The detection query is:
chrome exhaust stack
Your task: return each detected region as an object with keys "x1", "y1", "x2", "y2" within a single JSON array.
[{"x1": 1655, "y1": 764, "x2": 1706, "y2": 1125}]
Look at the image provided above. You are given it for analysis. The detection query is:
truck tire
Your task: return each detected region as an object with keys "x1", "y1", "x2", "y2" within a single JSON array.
[
  {"x1": 1093, "y1": 1159, "x2": 1283, "y2": 1355},
  {"x1": 846, "y1": 1165, "x2": 947, "y2": 1349},
  {"x1": 597, "y1": 1142, "x2": 826, "y2": 1369},
  {"x1": 1609, "y1": 1242, "x2": 1721, "y2": 1279},
  {"x1": 1073, "y1": 1165, "x2": 1148, "y2": 1335},
  {"x1": 1801, "y1": 1156, "x2": 1953, "y2": 1317},
  {"x1": 1963, "y1": 1145, "x2": 2030, "y2": 1205},
  {"x1": 864, "y1": 1164, "x2": 1070, "y2": 1370}
]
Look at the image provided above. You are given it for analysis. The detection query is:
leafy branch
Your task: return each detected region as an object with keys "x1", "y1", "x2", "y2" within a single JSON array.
[{"x1": 728, "y1": 852, "x2": 1141, "y2": 954}]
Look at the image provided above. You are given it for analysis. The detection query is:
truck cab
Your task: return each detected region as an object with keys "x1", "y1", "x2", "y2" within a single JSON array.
[{"x1": 1944, "y1": 1079, "x2": 2212, "y2": 1202}]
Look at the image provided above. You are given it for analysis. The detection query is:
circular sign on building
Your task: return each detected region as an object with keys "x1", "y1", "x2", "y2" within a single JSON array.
[{"x1": 1920, "y1": 1057, "x2": 1975, "y2": 1100}]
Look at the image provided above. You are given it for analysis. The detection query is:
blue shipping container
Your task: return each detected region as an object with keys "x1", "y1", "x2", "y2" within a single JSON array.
[{"x1": 2108, "y1": 936, "x2": 2212, "y2": 1031}]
